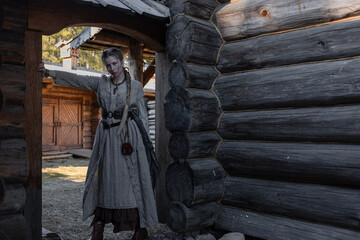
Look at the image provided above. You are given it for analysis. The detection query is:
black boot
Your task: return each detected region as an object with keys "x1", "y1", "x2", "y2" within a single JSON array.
[
  {"x1": 89, "y1": 221, "x2": 104, "y2": 240},
  {"x1": 131, "y1": 224, "x2": 148, "y2": 240}
]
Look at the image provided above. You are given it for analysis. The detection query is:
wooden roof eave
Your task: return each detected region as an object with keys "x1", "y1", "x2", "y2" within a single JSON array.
[{"x1": 28, "y1": 0, "x2": 169, "y2": 51}]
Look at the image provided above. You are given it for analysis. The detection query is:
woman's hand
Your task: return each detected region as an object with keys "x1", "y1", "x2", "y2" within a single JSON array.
[{"x1": 37, "y1": 62, "x2": 49, "y2": 77}]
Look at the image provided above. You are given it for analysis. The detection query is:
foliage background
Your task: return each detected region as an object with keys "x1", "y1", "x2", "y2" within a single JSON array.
[{"x1": 42, "y1": 27, "x2": 106, "y2": 71}]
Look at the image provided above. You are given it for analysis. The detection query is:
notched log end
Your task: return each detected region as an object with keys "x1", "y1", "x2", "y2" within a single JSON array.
[
  {"x1": 169, "y1": 131, "x2": 190, "y2": 160},
  {"x1": 166, "y1": 162, "x2": 193, "y2": 203}
]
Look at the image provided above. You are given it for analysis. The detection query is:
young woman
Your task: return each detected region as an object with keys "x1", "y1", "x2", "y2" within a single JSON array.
[{"x1": 38, "y1": 47, "x2": 158, "y2": 240}]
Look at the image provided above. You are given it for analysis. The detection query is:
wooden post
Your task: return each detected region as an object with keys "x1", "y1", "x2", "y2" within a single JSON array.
[
  {"x1": 143, "y1": 59, "x2": 155, "y2": 87},
  {"x1": 24, "y1": 30, "x2": 42, "y2": 240},
  {"x1": 128, "y1": 40, "x2": 143, "y2": 84},
  {"x1": 155, "y1": 51, "x2": 171, "y2": 223}
]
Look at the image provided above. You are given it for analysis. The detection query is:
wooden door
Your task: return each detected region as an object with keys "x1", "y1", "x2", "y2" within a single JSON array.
[
  {"x1": 42, "y1": 98, "x2": 82, "y2": 150},
  {"x1": 42, "y1": 98, "x2": 58, "y2": 150},
  {"x1": 58, "y1": 99, "x2": 82, "y2": 149}
]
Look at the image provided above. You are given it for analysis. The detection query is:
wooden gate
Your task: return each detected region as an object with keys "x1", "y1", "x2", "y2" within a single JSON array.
[{"x1": 42, "y1": 98, "x2": 82, "y2": 150}]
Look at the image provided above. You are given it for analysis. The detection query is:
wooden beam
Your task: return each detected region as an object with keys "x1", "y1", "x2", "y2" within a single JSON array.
[
  {"x1": 143, "y1": 59, "x2": 155, "y2": 86},
  {"x1": 223, "y1": 176, "x2": 360, "y2": 230},
  {"x1": 0, "y1": 64, "x2": 26, "y2": 104},
  {"x1": 0, "y1": 184, "x2": 26, "y2": 215},
  {"x1": 216, "y1": 207, "x2": 360, "y2": 240},
  {"x1": 214, "y1": 57, "x2": 360, "y2": 111},
  {"x1": 0, "y1": 177, "x2": 4, "y2": 204},
  {"x1": 217, "y1": 141, "x2": 360, "y2": 186},
  {"x1": 28, "y1": 0, "x2": 167, "y2": 51},
  {"x1": 217, "y1": 18, "x2": 360, "y2": 73},
  {"x1": 24, "y1": 30, "x2": 42, "y2": 240},
  {"x1": 0, "y1": 139, "x2": 28, "y2": 183},
  {"x1": 155, "y1": 51, "x2": 171, "y2": 223},
  {"x1": 214, "y1": 0, "x2": 360, "y2": 41},
  {"x1": 128, "y1": 40, "x2": 144, "y2": 83},
  {"x1": 90, "y1": 29, "x2": 131, "y2": 48},
  {"x1": 218, "y1": 105, "x2": 360, "y2": 143}
]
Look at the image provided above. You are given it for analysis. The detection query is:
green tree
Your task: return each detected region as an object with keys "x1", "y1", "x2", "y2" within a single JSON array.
[{"x1": 42, "y1": 27, "x2": 105, "y2": 71}]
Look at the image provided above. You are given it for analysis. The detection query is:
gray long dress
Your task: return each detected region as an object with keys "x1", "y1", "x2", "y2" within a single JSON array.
[{"x1": 48, "y1": 70, "x2": 158, "y2": 228}]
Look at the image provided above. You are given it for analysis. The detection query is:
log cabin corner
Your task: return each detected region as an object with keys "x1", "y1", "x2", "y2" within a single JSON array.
[{"x1": 1, "y1": 0, "x2": 360, "y2": 239}]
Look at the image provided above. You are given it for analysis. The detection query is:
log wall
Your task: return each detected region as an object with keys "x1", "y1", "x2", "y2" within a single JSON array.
[
  {"x1": 165, "y1": 0, "x2": 360, "y2": 239},
  {"x1": 0, "y1": 0, "x2": 32, "y2": 239}
]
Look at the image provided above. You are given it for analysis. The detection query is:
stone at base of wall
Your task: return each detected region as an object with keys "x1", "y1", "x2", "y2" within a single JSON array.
[
  {"x1": 219, "y1": 232, "x2": 245, "y2": 240},
  {"x1": 42, "y1": 228, "x2": 62, "y2": 240}
]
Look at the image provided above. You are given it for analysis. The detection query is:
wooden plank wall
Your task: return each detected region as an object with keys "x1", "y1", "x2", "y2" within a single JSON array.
[
  {"x1": 0, "y1": 0, "x2": 33, "y2": 239},
  {"x1": 42, "y1": 83, "x2": 99, "y2": 149},
  {"x1": 165, "y1": 0, "x2": 360, "y2": 239}
]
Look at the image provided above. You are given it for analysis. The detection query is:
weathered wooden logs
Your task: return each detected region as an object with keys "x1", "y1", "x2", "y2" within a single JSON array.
[
  {"x1": 0, "y1": 1, "x2": 26, "y2": 31},
  {"x1": 0, "y1": 30, "x2": 25, "y2": 65},
  {"x1": 166, "y1": 15, "x2": 222, "y2": 65},
  {"x1": 0, "y1": 178, "x2": 4, "y2": 204},
  {"x1": 0, "y1": 102, "x2": 24, "y2": 139},
  {"x1": 0, "y1": 184, "x2": 25, "y2": 214},
  {"x1": 165, "y1": 87, "x2": 221, "y2": 133},
  {"x1": 214, "y1": 0, "x2": 360, "y2": 41},
  {"x1": 0, "y1": 214, "x2": 27, "y2": 240},
  {"x1": 0, "y1": 139, "x2": 28, "y2": 183},
  {"x1": 169, "y1": 0, "x2": 218, "y2": 20},
  {"x1": 222, "y1": 177, "x2": 360, "y2": 229},
  {"x1": 169, "y1": 62, "x2": 218, "y2": 90},
  {"x1": 218, "y1": 105, "x2": 360, "y2": 143},
  {"x1": 215, "y1": 207, "x2": 360, "y2": 240},
  {"x1": 0, "y1": 89, "x2": 3, "y2": 113},
  {"x1": 0, "y1": 64, "x2": 26, "y2": 104},
  {"x1": 169, "y1": 132, "x2": 221, "y2": 161},
  {"x1": 217, "y1": 141, "x2": 360, "y2": 186},
  {"x1": 166, "y1": 159, "x2": 225, "y2": 206},
  {"x1": 0, "y1": 1, "x2": 26, "y2": 65},
  {"x1": 215, "y1": 57, "x2": 360, "y2": 111},
  {"x1": 217, "y1": 18, "x2": 360, "y2": 73},
  {"x1": 168, "y1": 201, "x2": 219, "y2": 233},
  {"x1": 0, "y1": 5, "x2": 3, "y2": 30}
]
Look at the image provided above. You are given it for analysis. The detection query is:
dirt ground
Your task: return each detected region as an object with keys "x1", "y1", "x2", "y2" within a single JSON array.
[{"x1": 42, "y1": 157, "x2": 189, "y2": 240}]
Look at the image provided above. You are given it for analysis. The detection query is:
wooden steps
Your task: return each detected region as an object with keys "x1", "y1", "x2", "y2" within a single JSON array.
[{"x1": 42, "y1": 151, "x2": 73, "y2": 160}]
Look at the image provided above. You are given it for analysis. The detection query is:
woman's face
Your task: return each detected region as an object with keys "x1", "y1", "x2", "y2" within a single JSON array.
[{"x1": 104, "y1": 55, "x2": 123, "y2": 78}]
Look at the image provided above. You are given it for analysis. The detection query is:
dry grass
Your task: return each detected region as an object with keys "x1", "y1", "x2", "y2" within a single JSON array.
[{"x1": 42, "y1": 164, "x2": 87, "y2": 182}]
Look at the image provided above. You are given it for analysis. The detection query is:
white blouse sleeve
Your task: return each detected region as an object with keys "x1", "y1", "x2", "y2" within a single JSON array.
[{"x1": 48, "y1": 69, "x2": 101, "y2": 91}]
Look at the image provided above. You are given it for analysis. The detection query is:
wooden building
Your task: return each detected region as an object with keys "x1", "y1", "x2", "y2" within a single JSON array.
[
  {"x1": 0, "y1": 1, "x2": 170, "y2": 239},
  {"x1": 1, "y1": 0, "x2": 360, "y2": 240},
  {"x1": 164, "y1": 0, "x2": 360, "y2": 240}
]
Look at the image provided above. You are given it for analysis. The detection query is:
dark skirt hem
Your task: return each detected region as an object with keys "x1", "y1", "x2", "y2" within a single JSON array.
[{"x1": 91, "y1": 206, "x2": 139, "y2": 233}]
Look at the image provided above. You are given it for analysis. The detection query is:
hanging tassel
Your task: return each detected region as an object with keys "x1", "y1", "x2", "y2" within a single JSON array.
[{"x1": 118, "y1": 104, "x2": 129, "y2": 135}]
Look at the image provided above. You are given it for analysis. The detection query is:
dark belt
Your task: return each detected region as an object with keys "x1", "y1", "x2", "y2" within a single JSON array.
[
  {"x1": 102, "y1": 110, "x2": 122, "y2": 119},
  {"x1": 102, "y1": 121, "x2": 121, "y2": 129}
]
